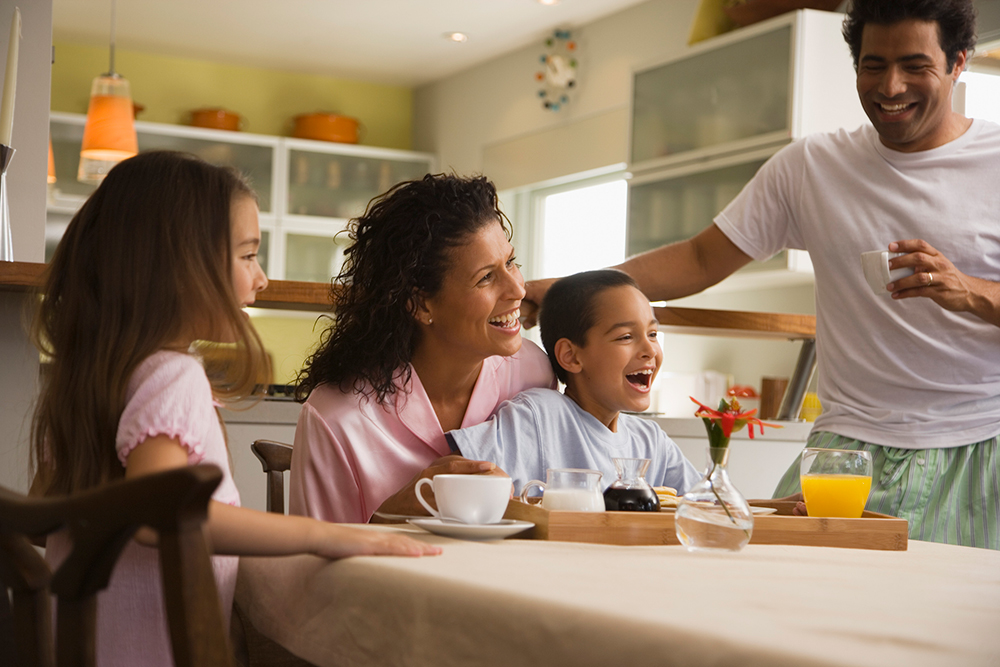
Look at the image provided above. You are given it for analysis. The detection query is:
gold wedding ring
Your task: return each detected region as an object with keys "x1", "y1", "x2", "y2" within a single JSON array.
[{"x1": 928, "y1": 272, "x2": 933, "y2": 284}]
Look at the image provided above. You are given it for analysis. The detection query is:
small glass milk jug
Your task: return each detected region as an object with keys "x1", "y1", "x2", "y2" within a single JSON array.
[{"x1": 520, "y1": 468, "x2": 605, "y2": 512}]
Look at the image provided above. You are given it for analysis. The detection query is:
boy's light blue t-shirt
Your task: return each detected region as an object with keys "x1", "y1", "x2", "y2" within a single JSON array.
[{"x1": 447, "y1": 387, "x2": 701, "y2": 497}]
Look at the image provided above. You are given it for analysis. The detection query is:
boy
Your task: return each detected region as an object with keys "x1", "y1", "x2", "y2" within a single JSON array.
[{"x1": 447, "y1": 269, "x2": 699, "y2": 497}]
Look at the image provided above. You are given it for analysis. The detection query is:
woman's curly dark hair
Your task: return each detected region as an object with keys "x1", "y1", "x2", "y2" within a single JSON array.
[
  {"x1": 295, "y1": 173, "x2": 510, "y2": 404},
  {"x1": 843, "y1": 0, "x2": 977, "y2": 72}
]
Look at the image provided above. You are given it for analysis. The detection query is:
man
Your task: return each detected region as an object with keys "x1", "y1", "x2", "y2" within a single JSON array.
[{"x1": 526, "y1": 0, "x2": 1000, "y2": 549}]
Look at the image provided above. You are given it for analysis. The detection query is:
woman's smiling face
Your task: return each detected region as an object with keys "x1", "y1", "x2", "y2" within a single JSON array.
[{"x1": 418, "y1": 219, "x2": 525, "y2": 363}]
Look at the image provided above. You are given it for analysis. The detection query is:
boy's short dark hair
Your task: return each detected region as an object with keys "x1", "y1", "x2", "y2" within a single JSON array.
[
  {"x1": 843, "y1": 0, "x2": 977, "y2": 71},
  {"x1": 539, "y1": 269, "x2": 640, "y2": 383}
]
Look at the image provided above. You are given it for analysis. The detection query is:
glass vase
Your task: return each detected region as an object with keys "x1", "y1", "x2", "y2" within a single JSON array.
[{"x1": 675, "y1": 446, "x2": 753, "y2": 552}]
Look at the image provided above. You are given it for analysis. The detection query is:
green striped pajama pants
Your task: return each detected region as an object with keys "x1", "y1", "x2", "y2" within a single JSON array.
[{"x1": 772, "y1": 431, "x2": 1000, "y2": 550}]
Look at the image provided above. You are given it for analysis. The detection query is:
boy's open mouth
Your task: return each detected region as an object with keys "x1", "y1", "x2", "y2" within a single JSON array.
[
  {"x1": 488, "y1": 308, "x2": 520, "y2": 330},
  {"x1": 626, "y1": 368, "x2": 653, "y2": 390}
]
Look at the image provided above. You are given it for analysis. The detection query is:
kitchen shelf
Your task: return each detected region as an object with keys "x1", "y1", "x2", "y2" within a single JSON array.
[
  {"x1": 652, "y1": 306, "x2": 814, "y2": 339},
  {"x1": 0, "y1": 261, "x2": 815, "y2": 339},
  {"x1": 47, "y1": 113, "x2": 435, "y2": 282}
]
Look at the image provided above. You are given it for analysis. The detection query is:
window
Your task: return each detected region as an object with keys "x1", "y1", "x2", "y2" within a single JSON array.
[
  {"x1": 502, "y1": 168, "x2": 628, "y2": 282},
  {"x1": 538, "y1": 178, "x2": 628, "y2": 278},
  {"x1": 957, "y1": 71, "x2": 1000, "y2": 123}
]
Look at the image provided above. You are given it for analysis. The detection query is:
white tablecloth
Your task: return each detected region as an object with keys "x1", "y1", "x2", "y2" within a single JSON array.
[{"x1": 236, "y1": 525, "x2": 1000, "y2": 667}]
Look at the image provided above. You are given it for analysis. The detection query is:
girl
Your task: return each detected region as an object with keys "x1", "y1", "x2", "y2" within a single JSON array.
[{"x1": 30, "y1": 151, "x2": 439, "y2": 667}]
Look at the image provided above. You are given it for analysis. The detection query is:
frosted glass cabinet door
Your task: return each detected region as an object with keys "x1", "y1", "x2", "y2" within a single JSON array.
[
  {"x1": 631, "y1": 25, "x2": 791, "y2": 166},
  {"x1": 258, "y1": 229, "x2": 271, "y2": 277},
  {"x1": 49, "y1": 120, "x2": 97, "y2": 201},
  {"x1": 628, "y1": 159, "x2": 767, "y2": 255},
  {"x1": 628, "y1": 156, "x2": 791, "y2": 274},
  {"x1": 283, "y1": 232, "x2": 349, "y2": 283},
  {"x1": 287, "y1": 150, "x2": 430, "y2": 220},
  {"x1": 48, "y1": 119, "x2": 275, "y2": 213},
  {"x1": 135, "y1": 134, "x2": 275, "y2": 214}
]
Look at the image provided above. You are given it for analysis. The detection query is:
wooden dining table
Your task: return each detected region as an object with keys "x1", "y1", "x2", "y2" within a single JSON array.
[{"x1": 235, "y1": 524, "x2": 1000, "y2": 667}]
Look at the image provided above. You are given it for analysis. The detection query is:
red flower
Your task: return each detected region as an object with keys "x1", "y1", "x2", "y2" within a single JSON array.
[{"x1": 690, "y1": 396, "x2": 780, "y2": 445}]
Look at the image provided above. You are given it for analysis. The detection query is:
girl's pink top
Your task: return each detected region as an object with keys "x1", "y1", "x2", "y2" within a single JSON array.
[
  {"x1": 289, "y1": 341, "x2": 556, "y2": 523},
  {"x1": 46, "y1": 350, "x2": 240, "y2": 667}
]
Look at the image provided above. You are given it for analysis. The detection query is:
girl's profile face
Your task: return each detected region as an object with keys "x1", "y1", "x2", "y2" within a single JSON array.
[
  {"x1": 418, "y1": 219, "x2": 525, "y2": 364},
  {"x1": 230, "y1": 194, "x2": 268, "y2": 314}
]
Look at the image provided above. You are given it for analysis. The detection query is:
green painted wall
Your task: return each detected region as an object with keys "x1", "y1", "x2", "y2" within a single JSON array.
[
  {"x1": 251, "y1": 314, "x2": 329, "y2": 386},
  {"x1": 51, "y1": 41, "x2": 413, "y2": 149}
]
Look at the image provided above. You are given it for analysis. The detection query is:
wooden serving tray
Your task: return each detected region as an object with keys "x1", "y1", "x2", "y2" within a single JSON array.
[{"x1": 503, "y1": 499, "x2": 908, "y2": 551}]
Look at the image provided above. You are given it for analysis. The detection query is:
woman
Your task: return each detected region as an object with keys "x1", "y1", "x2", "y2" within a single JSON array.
[{"x1": 290, "y1": 174, "x2": 556, "y2": 523}]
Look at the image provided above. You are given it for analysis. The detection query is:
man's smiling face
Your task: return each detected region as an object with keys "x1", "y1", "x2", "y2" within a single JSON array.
[{"x1": 856, "y1": 19, "x2": 967, "y2": 152}]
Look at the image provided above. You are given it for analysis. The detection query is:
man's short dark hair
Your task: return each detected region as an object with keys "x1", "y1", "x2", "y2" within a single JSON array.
[
  {"x1": 843, "y1": 0, "x2": 977, "y2": 71},
  {"x1": 539, "y1": 269, "x2": 640, "y2": 384}
]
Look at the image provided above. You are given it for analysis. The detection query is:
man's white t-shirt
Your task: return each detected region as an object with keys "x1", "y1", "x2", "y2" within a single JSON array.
[{"x1": 715, "y1": 120, "x2": 1000, "y2": 449}]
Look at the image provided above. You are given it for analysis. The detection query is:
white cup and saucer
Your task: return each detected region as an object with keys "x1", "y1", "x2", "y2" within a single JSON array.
[{"x1": 409, "y1": 474, "x2": 533, "y2": 540}]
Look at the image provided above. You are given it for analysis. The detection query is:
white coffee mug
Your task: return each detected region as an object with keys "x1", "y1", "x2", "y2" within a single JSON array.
[
  {"x1": 861, "y1": 250, "x2": 910, "y2": 296},
  {"x1": 415, "y1": 474, "x2": 512, "y2": 524}
]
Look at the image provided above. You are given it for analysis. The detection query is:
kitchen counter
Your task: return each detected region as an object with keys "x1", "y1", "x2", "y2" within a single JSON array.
[
  {"x1": 645, "y1": 415, "x2": 813, "y2": 440},
  {"x1": 644, "y1": 415, "x2": 813, "y2": 498},
  {"x1": 218, "y1": 398, "x2": 812, "y2": 508}
]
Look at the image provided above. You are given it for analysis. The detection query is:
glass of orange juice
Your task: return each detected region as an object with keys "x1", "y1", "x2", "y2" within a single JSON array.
[{"x1": 799, "y1": 448, "x2": 873, "y2": 518}]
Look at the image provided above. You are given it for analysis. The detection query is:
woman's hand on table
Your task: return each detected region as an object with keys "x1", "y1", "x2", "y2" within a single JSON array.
[{"x1": 373, "y1": 455, "x2": 509, "y2": 518}]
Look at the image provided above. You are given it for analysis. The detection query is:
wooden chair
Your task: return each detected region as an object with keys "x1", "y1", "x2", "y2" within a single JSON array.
[
  {"x1": 236, "y1": 440, "x2": 317, "y2": 667},
  {"x1": 0, "y1": 465, "x2": 234, "y2": 667},
  {"x1": 250, "y1": 440, "x2": 293, "y2": 515}
]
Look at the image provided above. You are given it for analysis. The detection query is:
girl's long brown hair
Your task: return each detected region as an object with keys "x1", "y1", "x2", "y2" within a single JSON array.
[{"x1": 30, "y1": 151, "x2": 270, "y2": 497}]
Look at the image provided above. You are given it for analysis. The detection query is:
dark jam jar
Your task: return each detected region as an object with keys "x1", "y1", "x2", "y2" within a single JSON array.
[
  {"x1": 604, "y1": 485, "x2": 661, "y2": 511},
  {"x1": 603, "y1": 457, "x2": 661, "y2": 512}
]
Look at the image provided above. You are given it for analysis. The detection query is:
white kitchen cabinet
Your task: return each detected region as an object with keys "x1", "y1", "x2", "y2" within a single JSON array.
[
  {"x1": 47, "y1": 113, "x2": 435, "y2": 282},
  {"x1": 279, "y1": 138, "x2": 433, "y2": 282},
  {"x1": 220, "y1": 400, "x2": 301, "y2": 513},
  {"x1": 628, "y1": 9, "x2": 869, "y2": 283}
]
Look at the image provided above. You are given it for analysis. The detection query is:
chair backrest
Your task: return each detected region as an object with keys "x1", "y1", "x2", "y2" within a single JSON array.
[
  {"x1": 250, "y1": 440, "x2": 293, "y2": 514},
  {"x1": 0, "y1": 465, "x2": 235, "y2": 667}
]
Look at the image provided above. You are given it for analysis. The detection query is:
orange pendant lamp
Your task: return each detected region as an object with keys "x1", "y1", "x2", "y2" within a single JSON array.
[
  {"x1": 47, "y1": 137, "x2": 55, "y2": 184},
  {"x1": 78, "y1": 0, "x2": 137, "y2": 184}
]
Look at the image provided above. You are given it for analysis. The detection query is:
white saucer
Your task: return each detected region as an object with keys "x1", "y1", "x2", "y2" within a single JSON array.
[
  {"x1": 407, "y1": 518, "x2": 534, "y2": 540},
  {"x1": 660, "y1": 505, "x2": 778, "y2": 515},
  {"x1": 373, "y1": 511, "x2": 427, "y2": 522}
]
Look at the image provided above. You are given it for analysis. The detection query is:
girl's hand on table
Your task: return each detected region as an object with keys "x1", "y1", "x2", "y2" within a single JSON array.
[
  {"x1": 373, "y1": 455, "x2": 509, "y2": 519},
  {"x1": 314, "y1": 524, "x2": 442, "y2": 558}
]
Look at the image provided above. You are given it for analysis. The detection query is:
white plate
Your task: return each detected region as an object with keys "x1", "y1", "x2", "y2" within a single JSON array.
[
  {"x1": 660, "y1": 505, "x2": 778, "y2": 515},
  {"x1": 407, "y1": 518, "x2": 534, "y2": 540}
]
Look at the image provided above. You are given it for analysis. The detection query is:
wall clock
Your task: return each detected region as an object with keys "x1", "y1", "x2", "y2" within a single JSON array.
[{"x1": 535, "y1": 29, "x2": 578, "y2": 111}]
